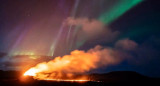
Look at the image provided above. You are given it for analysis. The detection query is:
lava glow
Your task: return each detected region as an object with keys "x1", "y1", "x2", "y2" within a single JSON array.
[
  {"x1": 23, "y1": 69, "x2": 90, "y2": 82},
  {"x1": 43, "y1": 79, "x2": 90, "y2": 82},
  {"x1": 24, "y1": 68, "x2": 37, "y2": 76},
  {"x1": 23, "y1": 45, "x2": 124, "y2": 81}
]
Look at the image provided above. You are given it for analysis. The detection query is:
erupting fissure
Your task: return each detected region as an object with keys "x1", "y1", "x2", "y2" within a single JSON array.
[{"x1": 23, "y1": 45, "x2": 125, "y2": 81}]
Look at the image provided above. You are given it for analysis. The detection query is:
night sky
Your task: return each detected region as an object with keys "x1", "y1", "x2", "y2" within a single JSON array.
[{"x1": 0, "y1": 0, "x2": 160, "y2": 77}]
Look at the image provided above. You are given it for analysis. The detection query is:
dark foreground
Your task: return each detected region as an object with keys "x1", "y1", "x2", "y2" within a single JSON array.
[
  {"x1": 0, "y1": 70, "x2": 159, "y2": 86},
  {"x1": 0, "y1": 79, "x2": 160, "y2": 86}
]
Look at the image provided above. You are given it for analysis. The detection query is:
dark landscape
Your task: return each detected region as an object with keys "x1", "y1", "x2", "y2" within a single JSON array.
[{"x1": 0, "y1": 70, "x2": 159, "y2": 86}]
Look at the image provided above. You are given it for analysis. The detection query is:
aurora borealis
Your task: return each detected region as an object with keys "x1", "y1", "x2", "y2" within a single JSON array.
[
  {"x1": 99, "y1": 0, "x2": 142, "y2": 24},
  {"x1": 0, "y1": 0, "x2": 142, "y2": 56},
  {"x1": 0, "y1": 0, "x2": 160, "y2": 77}
]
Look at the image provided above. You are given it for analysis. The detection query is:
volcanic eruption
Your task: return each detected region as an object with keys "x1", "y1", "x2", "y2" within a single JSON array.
[{"x1": 23, "y1": 44, "x2": 130, "y2": 81}]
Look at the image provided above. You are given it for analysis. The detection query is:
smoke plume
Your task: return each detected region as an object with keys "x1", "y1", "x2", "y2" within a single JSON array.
[
  {"x1": 65, "y1": 17, "x2": 104, "y2": 37},
  {"x1": 24, "y1": 41, "x2": 135, "y2": 80},
  {"x1": 115, "y1": 38, "x2": 138, "y2": 51}
]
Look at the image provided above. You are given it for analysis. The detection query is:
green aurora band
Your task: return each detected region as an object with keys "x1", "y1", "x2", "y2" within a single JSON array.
[{"x1": 99, "y1": 0, "x2": 142, "y2": 24}]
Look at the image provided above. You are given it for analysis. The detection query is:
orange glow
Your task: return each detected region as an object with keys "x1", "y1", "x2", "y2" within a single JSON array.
[
  {"x1": 44, "y1": 79, "x2": 90, "y2": 82},
  {"x1": 24, "y1": 45, "x2": 122, "y2": 80},
  {"x1": 24, "y1": 68, "x2": 37, "y2": 76}
]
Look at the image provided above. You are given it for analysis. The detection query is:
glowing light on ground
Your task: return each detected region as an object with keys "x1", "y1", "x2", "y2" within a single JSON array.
[
  {"x1": 23, "y1": 68, "x2": 92, "y2": 82},
  {"x1": 24, "y1": 68, "x2": 37, "y2": 76},
  {"x1": 44, "y1": 79, "x2": 90, "y2": 82}
]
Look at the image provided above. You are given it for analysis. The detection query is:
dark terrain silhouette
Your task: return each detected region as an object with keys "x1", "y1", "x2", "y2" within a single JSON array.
[{"x1": 0, "y1": 70, "x2": 159, "y2": 86}]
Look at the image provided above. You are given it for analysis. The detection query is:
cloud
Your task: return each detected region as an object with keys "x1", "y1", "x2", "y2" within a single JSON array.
[
  {"x1": 0, "y1": 38, "x2": 138, "y2": 77},
  {"x1": 64, "y1": 17, "x2": 120, "y2": 49},
  {"x1": 24, "y1": 40, "x2": 135, "y2": 79},
  {"x1": 65, "y1": 17, "x2": 104, "y2": 37},
  {"x1": 115, "y1": 38, "x2": 138, "y2": 51},
  {"x1": 0, "y1": 16, "x2": 121, "y2": 73}
]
